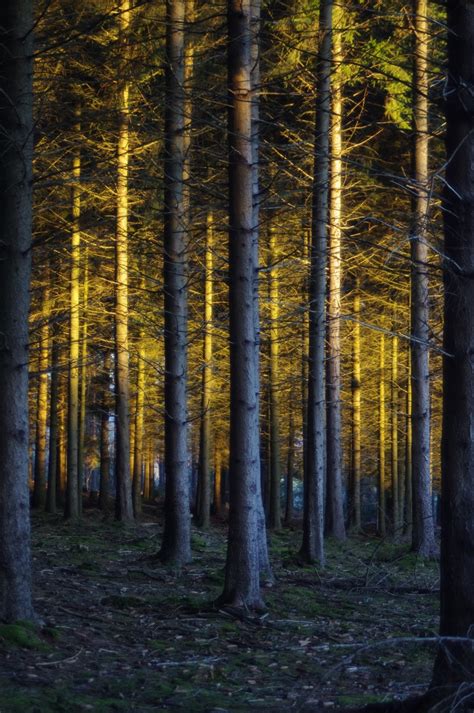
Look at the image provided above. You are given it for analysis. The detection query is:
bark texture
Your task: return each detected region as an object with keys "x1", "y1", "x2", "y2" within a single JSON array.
[{"x1": 0, "y1": 0, "x2": 35, "y2": 621}]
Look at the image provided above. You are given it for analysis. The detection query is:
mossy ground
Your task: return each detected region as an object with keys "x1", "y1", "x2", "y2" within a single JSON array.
[{"x1": 0, "y1": 508, "x2": 439, "y2": 712}]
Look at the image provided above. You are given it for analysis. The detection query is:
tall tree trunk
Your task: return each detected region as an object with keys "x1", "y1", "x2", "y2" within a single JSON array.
[
  {"x1": 99, "y1": 352, "x2": 111, "y2": 514},
  {"x1": 284, "y1": 392, "x2": 295, "y2": 527},
  {"x1": 404, "y1": 351, "x2": 413, "y2": 537},
  {"x1": 432, "y1": 0, "x2": 474, "y2": 687},
  {"x1": 300, "y1": 0, "x2": 333, "y2": 565},
  {"x1": 411, "y1": 0, "x2": 436, "y2": 557},
  {"x1": 160, "y1": 0, "x2": 192, "y2": 564},
  {"x1": 46, "y1": 322, "x2": 60, "y2": 514},
  {"x1": 65, "y1": 134, "x2": 81, "y2": 521},
  {"x1": 214, "y1": 445, "x2": 223, "y2": 517},
  {"x1": 391, "y1": 332, "x2": 400, "y2": 536},
  {"x1": 114, "y1": 0, "x2": 134, "y2": 521},
  {"x1": 32, "y1": 285, "x2": 50, "y2": 509},
  {"x1": 326, "y1": 9, "x2": 345, "y2": 540},
  {"x1": 132, "y1": 333, "x2": 145, "y2": 517},
  {"x1": 77, "y1": 250, "x2": 88, "y2": 511},
  {"x1": 268, "y1": 226, "x2": 282, "y2": 531},
  {"x1": 349, "y1": 282, "x2": 361, "y2": 530},
  {"x1": 378, "y1": 333, "x2": 386, "y2": 538},
  {"x1": 197, "y1": 212, "x2": 214, "y2": 528},
  {"x1": 0, "y1": 0, "x2": 35, "y2": 621},
  {"x1": 219, "y1": 0, "x2": 263, "y2": 609}
]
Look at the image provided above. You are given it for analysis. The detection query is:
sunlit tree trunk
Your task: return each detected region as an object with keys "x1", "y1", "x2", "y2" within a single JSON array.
[
  {"x1": 411, "y1": 0, "x2": 436, "y2": 557},
  {"x1": 65, "y1": 136, "x2": 81, "y2": 521},
  {"x1": 349, "y1": 282, "x2": 361, "y2": 530},
  {"x1": 300, "y1": 0, "x2": 333, "y2": 565},
  {"x1": 0, "y1": 0, "x2": 35, "y2": 621},
  {"x1": 391, "y1": 333, "x2": 400, "y2": 536},
  {"x1": 378, "y1": 333, "x2": 386, "y2": 538},
  {"x1": 160, "y1": 0, "x2": 192, "y2": 564},
  {"x1": 432, "y1": 0, "x2": 474, "y2": 686},
  {"x1": 114, "y1": 0, "x2": 134, "y2": 522},
  {"x1": 219, "y1": 0, "x2": 263, "y2": 609},
  {"x1": 268, "y1": 226, "x2": 282, "y2": 530},
  {"x1": 326, "y1": 9, "x2": 345, "y2": 541},
  {"x1": 32, "y1": 285, "x2": 50, "y2": 510},
  {"x1": 197, "y1": 212, "x2": 214, "y2": 528},
  {"x1": 77, "y1": 250, "x2": 88, "y2": 511},
  {"x1": 404, "y1": 354, "x2": 413, "y2": 537}
]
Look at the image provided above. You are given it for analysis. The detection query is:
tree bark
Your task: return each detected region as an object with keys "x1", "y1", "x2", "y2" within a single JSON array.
[
  {"x1": 326, "y1": 8, "x2": 345, "y2": 541},
  {"x1": 410, "y1": 0, "x2": 436, "y2": 557},
  {"x1": 99, "y1": 352, "x2": 111, "y2": 514},
  {"x1": 32, "y1": 286, "x2": 50, "y2": 510},
  {"x1": 0, "y1": 0, "x2": 35, "y2": 621},
  {"x1": 349, "y1": 282, "x2": 361, "y2": 531},
  {"x1": 300, "y1": 0, "x2": 333, "y2": 565},
  {"x1": 378, "y1": 333, "x2": 386, "y2": 538},
  {"x1": 432, "y1": 0, "x2": 474, "y2": 687},
  {"x1": 77, "y1": 250, "x2": 89, "y2": 512},
  {"x1": 160, "y1": 0, "x2": 192, "y2": 564},
  {"x1": 114, "y1": 0, "x2": 134, "y2": 522},
  {"x1": 268, "y1": 226, "x2": 282, "y2": 531},
  {"x1": 218, "y1": 0, "x2": 264, "y2": 609},
  {"x1": 391, "y1": 332, "x2": 400, "y2": 536},
  {"x1": 46, "y1": 322, "x2": 60, "y2": 515}
]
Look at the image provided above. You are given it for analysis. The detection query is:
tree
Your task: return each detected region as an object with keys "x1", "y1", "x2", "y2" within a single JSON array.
[
  {"x1": 160, "y1": 0, "x2": 192, "y2": 565},
  {"x1": 300, "y1": 0, "x2": 333, "y2": 565},
  {"x1": 0, "y1": 0, "x2": 35, "y2": 621},
  {"x1": 432, "y1": 0, "x2": 474, "y2": 687},
  {"x1": 219, "y1": 0, "x2": 264, "y2": 609},
  {"x1": 410, "y1": 0, "x2": 436, "y2": 557}
]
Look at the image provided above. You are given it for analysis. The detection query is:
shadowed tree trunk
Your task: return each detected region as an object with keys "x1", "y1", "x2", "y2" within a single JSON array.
[
  {"x1": 432, "y1": 0, "x2": 474, "y2": 687},
  {"x1": 300, "y1": 0, "x2": 333, "y2": 565},
  {"x1": 349, "y1": 281, "x2": 361, "y2": 531},
  {"x1": 284, "y1": 391, "x2": 295, "y2": 527},
  {"x1": 99, "y1": 352, "x2": 111, "y2": 514},
  {"x1": 410, "y1": 0, "x2": 436, "y2": 557},
  {"x1": 33, "y1": 285, "x2": 50, "y2": 510},
  {"x1": 77, "y1": 250, "x2": 89, "y2": 512},
  {"x1": 268, "y1": 226, "x2": 282, "y2": 531},
  {"x1": 391, "y1": 331, "x2": 400, "y2": 536},
  {"x1": 378, "y1": 333, "x2": 386, "y2": 538},
  {"x1": 218, "y1": 0, "x2": 264, "y2": 609},
  {"x1": 46, "y1": 321, "x2": 60, "y2": 515},
  {"x1": 160, "y1": 0, "x2": 192, "y2": 564},
  {"x1": 0, "y1": 0, "x2": 35, "y2": 621}
]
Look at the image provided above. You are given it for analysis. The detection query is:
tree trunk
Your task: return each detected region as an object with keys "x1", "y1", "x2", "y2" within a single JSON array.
[
  {"x1": 132, "y1": 334, "x2": 145, "y2": 517},
  {"x1": 326, "y1": 8, "x2": 345, "y2": 541},
  {"x1": 219, "y1": 0, "x2": 263, "y2": 609},
  {"x1": 32, "y1": 286, "x2": 50, "y2": 510},
  {"x1": 300, "y1": 0, "x2": 333, "y2": 565},
  {"x1": 160, "y1": 0, "x2": 192, "y2": 564},
  {"x1": 268, "y1": 226, "x2": 282, "y2": 531},
  {"x1": 0, "y1": 0, "x2": 35, "y2": 621},
  {"x1": 65, "y1": 136, "x2": 81, "y2": 521},
  {"x1": 114, "y1": 0, "x2": 134, "y2": 522},
  {"x1": 46, "y1": 323, "x2": 60, "y2": 514},
  {"x1": 214, "y1": 446, "x2": 223, "y2": 517},
  {"x1": 391, "y1": 333, "x2": 400, "y2": 536},
  {"x1": 378, "y1": 333, "x2": 386, "y2": 538},
  {"x1": 197, "y1": 212, "x2": 214, "y2": 529},
  {"x1": 410, "y1": 0, "x2": 436, "y2": 557},
  {"x1": 284, "y1": 393, "x2": 295, "y2": 527},
  {"x1": 99, "y1": 352, "x2": 111, "y2": 514},
  {"x1": 349, "y1": 282, "x2": 361, "y2": 530},
  {"x1": 77, "y1": 250, "x2": 88, "y2": 511},
  {"x1": 432, "y1": 0, "x2": 474, "y2": 687},
  {"x1": 404, "y1": 354, "x2": 413, "y2": 538}
]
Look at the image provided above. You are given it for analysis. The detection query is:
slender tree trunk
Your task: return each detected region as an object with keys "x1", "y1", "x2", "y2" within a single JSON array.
[
  {"x1": 214, "y1": 446, "x2": 223, "y2": 517},
  {"x1": 99, "y1": 352, "x2": 111, "y2": 513},
  {"x1": 391, "y1": 333, "x2": 400, "y2": 536},
  {"x1": 160, "y1": 0, "x2": 192, "y2": 564},
  {"x1": 284, "y1": 393, "x2": 295, "y2": 526},
  {"x1": 143, "y1": 442, "x2": 151, "y2": 501},
  {"x1": 46, "y1": 324, "x2": 60, "y2": 514},
  {"x1": 33, "y1": 286, "x2": 50, "y2": 509},
  {"x1": 300, "y1": 0, "x2": 333, "y2": 565},
  {"x1": 197, "y1": 212, "x2": 214, "y2": 528},
  {"x1": 378, "y1": 333, "x2": 386, "y2": 538},
  {"x1": 77, "y1": 250, "x2": 88, "y2": 511},
  {"x1": 132, "y1": 335, "x2": 145, "y2": 517},
  {"x1": 219, "y1": 0, "x2": 263, "y2": 609},
  {"x1": 0, "y1": 0, "x2": 35, "y2": 621},
  {"x1": 65, "y1": 135, "x2": 81, "y2": 521},
  {"x1": 268, "y1": 227, "x2": 282, "y2": 530},
  {"x1": 114, "y1": 0, "x2": 134, "y2": 522},
  {"x1": 350, "y1": 282, "x2": 361, "y2": 530},
  {"x1": 57, "y1": 381, "x2": 67, "y2": 507},
  {"x1": 326, "y1": 9, "x2": 345, "y2": 540},
  {"x1": 404, "y1": 353, "x2": 413, "y2": 537},
  {"x1": 432, "y1": 0, "x2": 474, "y2": 686},
  {"x1": 411, "y1": 0, "x2": 436, "y2": 557}
]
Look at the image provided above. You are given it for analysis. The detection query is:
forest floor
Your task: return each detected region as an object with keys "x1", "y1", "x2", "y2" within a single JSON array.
[{"x1": 0, "y1": 506, "x2": 439, "y2": 713}]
